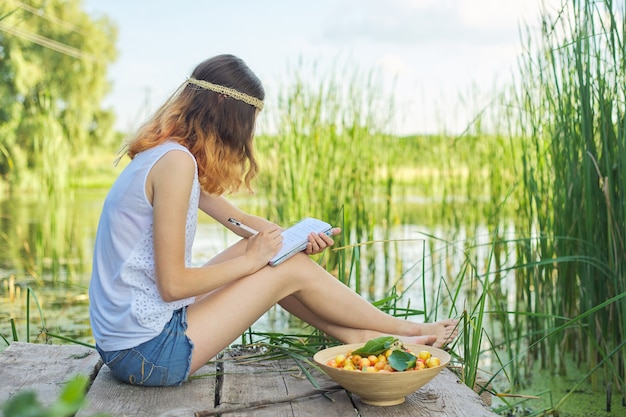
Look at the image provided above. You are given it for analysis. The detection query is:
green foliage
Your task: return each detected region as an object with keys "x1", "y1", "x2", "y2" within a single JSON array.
[
  {"x1": 1, "y1": 374, "x2": 104, "y2": 417},
  {"x1": 511, "y1": 0, "x2": 626, "y2": 390},
  {"x1": 0, "y1": 0, "x2": 118, "y2": 193},
  {"x1": 388, "y1": 350, "x2": 417, "y2": 372},
  {"x1": 351, "y1": 336, "x2": 397, "y2": 356}
]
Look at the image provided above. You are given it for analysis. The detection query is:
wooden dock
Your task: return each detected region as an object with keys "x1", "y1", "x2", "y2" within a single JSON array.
[{"x1": 0, "y1": 342, "x2": 499, "y2": 416}]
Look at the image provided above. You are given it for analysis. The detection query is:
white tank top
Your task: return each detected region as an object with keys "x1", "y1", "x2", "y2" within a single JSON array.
[{"x1": 89, "y1": 142, "x2": 198, "y2": 351}]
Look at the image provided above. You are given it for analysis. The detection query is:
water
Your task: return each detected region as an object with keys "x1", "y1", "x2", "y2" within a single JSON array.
[{"x1": 1, "y1": 189, "x2": 508, "y2": 347}]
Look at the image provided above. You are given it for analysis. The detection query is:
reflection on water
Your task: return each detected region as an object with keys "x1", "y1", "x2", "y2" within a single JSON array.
[
  {"x1": 0, "y1": 278, "x2": 91, "y2": 345},
  {"x1": 0, "y1": 189, "x2": 103, "y2": 282},
  {"x1": 0, "y1": 189, "x2": 103, "y2": 347}
]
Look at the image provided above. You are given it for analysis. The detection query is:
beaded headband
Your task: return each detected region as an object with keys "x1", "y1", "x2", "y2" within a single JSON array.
[{"x1": 185, "y1": 77, "x2": 264, "y2": 110}]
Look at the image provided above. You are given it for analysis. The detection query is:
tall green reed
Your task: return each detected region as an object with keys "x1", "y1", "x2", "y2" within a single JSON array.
[
  {"x1": 254, "y1": 61, "x2": 399, "y2": 292},
  {"x1": 512, "y1": 0, "x2": 625, "y2": 390}
]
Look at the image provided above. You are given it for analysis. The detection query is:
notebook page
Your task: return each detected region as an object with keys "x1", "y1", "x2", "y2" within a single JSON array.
[{"x1": 269, "y1": 218, "x2": 332, "y2": 266}]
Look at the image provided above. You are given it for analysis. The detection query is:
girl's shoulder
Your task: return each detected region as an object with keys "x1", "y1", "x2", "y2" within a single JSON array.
[
  {"x1": 140, "y1": 141, "x2": 196, "y2": 165},
  {"x1": 156, "y1": 141, "x2": 192, "y2": 156}
]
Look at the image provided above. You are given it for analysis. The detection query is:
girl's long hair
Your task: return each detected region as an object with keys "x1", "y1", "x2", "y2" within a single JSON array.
[{"x1": 125, "y1": 54, "x2": 264, "y2": 195}]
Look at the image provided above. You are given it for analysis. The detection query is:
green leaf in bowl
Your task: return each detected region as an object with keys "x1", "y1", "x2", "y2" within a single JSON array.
[
  {"x1": 388, "y1": 350, "x2": 417, "y2": 371},
  {"x1": 351, "y1": 336, "x2": 399, "y2": 356}
]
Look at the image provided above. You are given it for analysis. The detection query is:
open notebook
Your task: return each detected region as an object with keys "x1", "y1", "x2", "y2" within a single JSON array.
[{"x1": 270, "y1": 217, "x2": 333, "y2": 266}]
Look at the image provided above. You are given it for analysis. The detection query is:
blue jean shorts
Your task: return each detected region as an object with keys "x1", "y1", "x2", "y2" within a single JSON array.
[{"x1": 96, "y1": 307, "x2": 194, "y2": 387}]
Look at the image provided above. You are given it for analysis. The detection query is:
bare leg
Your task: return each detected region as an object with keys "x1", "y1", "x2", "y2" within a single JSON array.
[
  {"x1": 278, "y1": 296, "x2": 440, "y2": 346},
  {"x1": 186, "y1": 242, "x2": 458, "y2": 374}
]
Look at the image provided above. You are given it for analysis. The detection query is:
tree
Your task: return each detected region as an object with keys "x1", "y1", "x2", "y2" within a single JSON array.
[{"x1": 0, "y1": 0, "x2": 117, "y2": 192}]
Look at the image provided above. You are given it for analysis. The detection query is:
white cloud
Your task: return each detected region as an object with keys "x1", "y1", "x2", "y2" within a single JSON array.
[
  {"x1": 457, "y1": 0, "x2": 525, "y2": 27},
  {"x1": 376, "y1": 54, "x2": 410, "y2": 77}
]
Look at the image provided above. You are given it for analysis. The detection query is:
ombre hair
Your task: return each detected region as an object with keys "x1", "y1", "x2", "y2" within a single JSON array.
[{"x1": 125, "y1": 54, "x2": 265, "y2": 195}]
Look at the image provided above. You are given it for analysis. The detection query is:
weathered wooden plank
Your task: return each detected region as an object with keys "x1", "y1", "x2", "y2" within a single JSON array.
[
  {"x1": 355, "y1": 368, "x2": 498, "y2": 417},
  {"x1": 0, "y1": 342, "x2": 100, "y2": 407},
  {"x1": 209, "y1": 355, "x2": 355, "y2": 417},
  {"x1": 76, "y1": 363, "x2": 216, "y2": 417}
]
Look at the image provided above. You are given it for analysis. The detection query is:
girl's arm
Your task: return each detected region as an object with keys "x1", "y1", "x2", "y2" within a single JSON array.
[
  {"x1": 199, "y1": 192, "x2": 341, "y2": 254},
  {"x1": 198, "y1": 192, "x2": 278, "y2": 237},
  {"x1": 148, "y1": 150, "x2": 282, "y2": 302}
]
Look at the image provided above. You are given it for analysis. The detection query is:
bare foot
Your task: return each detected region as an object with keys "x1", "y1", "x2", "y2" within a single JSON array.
[
  {"x1": 345, "y1": 319, "x2": 458, "y2": 348},
  {"x1": 398, "y1": 335, "x2": 437, "y2": 346},
  {"x1": 420, "y1": 319, "x2": 459, "y2": 348}
]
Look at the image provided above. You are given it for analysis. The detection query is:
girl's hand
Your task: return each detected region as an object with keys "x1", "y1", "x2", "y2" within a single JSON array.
[
  {"x1": 304, "y1": 227, "x2": 341, "y2": 255},
  {"x1": 244, "y1": 226, "x2": 283, "y2": 268}
]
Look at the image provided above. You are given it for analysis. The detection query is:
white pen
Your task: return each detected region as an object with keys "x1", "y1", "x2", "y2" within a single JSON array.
[{"x1": 228, "y1": 218, "x2": 259, "y2": 235}]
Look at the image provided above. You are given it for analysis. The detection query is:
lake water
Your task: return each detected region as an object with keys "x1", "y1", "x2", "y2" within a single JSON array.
[{"x1": 1, "y1": 188, "x2": 516, "y2": 348}]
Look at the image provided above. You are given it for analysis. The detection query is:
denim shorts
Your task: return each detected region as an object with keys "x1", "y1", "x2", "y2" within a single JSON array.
[{"x1": 96, "y1": 307, "x2": 194, "y2": 387}]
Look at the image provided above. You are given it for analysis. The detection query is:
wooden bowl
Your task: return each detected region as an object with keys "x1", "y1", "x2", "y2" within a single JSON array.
[{"x1": 313, "y1": 343, "x2": 451, "y2": 406}]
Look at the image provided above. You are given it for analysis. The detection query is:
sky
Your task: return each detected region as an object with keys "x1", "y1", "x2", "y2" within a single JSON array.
[{"x1": 83, "y1": 0, "x2": 556, "y2": 135}]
